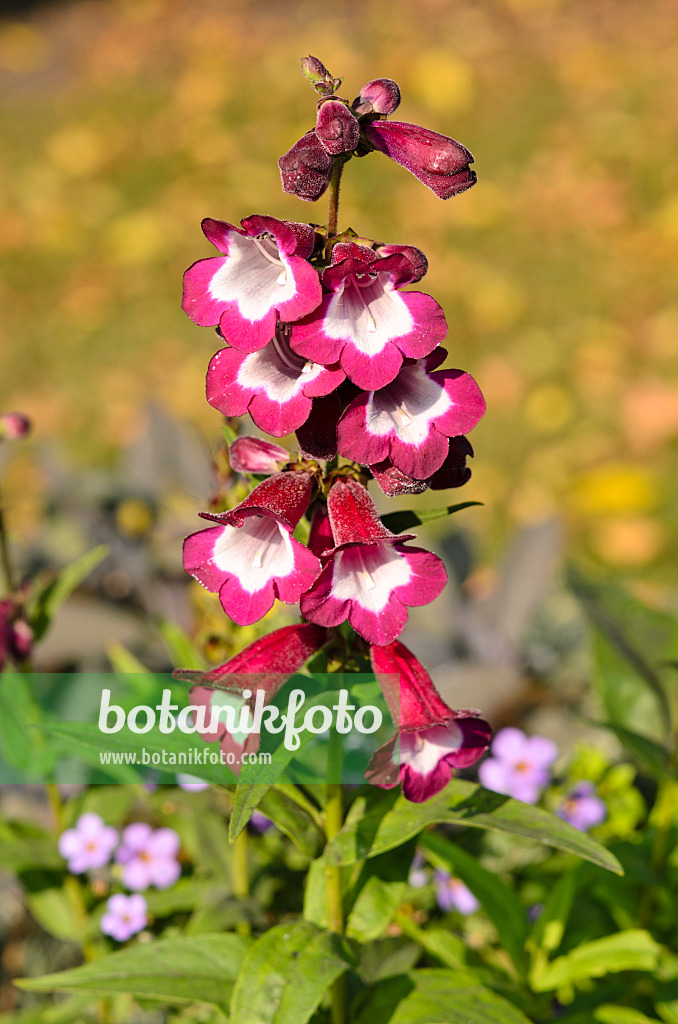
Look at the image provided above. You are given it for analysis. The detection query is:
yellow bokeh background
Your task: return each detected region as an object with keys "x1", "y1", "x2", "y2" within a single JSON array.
[{"x1": 1, "y1": 0, "x2": 677, "y2": 577}]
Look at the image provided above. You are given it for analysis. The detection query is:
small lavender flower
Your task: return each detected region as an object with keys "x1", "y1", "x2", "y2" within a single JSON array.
[
  {"x1": 176, "y1": 773, "x2": 210, "y2": 792},
  {"x1": 434, "y1": 871, "x2": 479, "y2": 915},
  {"x1": 58, "y1": 813, "x2": 118, "y2": 874},
  {"x1": 408, "y1": 852, "x2": 429, "y2": 889},
  {"x1": 248, "y1": 810, "x2": 273, "y2": 834},
  {"x1": 100, "y1": 893, "x2": 147, "y2": 942},
  {"x1": 478, "y1": 727, "x2": 558, "y2": 804},
  {"x1": 556, "y1": 782, "x2": 607, "y2": 831},
  {"x1": 115, "y1": 823, "x2": 181, "y2": 891}
]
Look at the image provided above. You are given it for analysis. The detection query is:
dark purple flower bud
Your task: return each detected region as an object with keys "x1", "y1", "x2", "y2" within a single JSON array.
[
  {"x1": 353, "y1": 78, "x2": 401, "y2": 117},
  {"x1": 315, "y1": 99, "x2": 360, "y2": 156},
  {"x1": 229, "y1": 437, "x2": 289, "y2": 475},
  {"x1": 279, "y1": 131, "x2": 333, "y2": 202},
  {"x1": 362, "y1": 121, "x2": 476, "y2": 199},
  {"x1": 0, "y1": 599, "x2": 32, "y2": 670},
  {"x1": 0, "y1": 412, "x2": 31, "y2": 440}
]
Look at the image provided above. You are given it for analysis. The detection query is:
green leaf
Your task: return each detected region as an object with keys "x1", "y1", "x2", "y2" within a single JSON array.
[
  {"x1": 0, "y1": 820, "x2": 62, "y2": 871},
  {"x1": 156, "y1": 618, "x2": 205, "y2": 671},
  {"x1": 352, "y1": 968, "x2": 533, "y2": 1024},
  {"x1": 594, "y1": 1006, "x2": 663, "y2": 1024},
  {"x1": 26, "y1": 888, "x2": 81, "y2": 942},
  {"x1": 0, "y1": 673, "x2": 35, "y2": 770},
  {"x1": 17, "y1": 933, "x2": 250, "y2": 1009},
  {"x1": 529, "y1": 930, "x2": 661, "y2": 993},
  {"x1": 419, "y1": 832, "x2": 528, "y2": 975},
  {"x1": 257, "y1": 787, "x2": 324, "y2": 859},
  {"x1": 228, "y1": 690, "x2": 336, "y2": 841},
  {"x1": 529, "y1": 868, "x2": 577, "y2": 957},
  {"x1": 29, "y1": 546, "x2": 109, "y2": 642},
  {"x1": 381, "y1": 502, "x2": 482, "y2": 535},
  {"x1": 229, "y1": 921, "x2": 353, "y2": 1024},
  {"x1": 355, "y1": 938, "x2": 421, "y2": 984},
  {"x1": 325, "y1": 781, "x2": 623, "y2": 875},
  {"x1": 593, "y1": 721, "x2": 670, "y2": 778},
  {"x1": 346, "y1": 875, "x2": 407, "y2": 942}
]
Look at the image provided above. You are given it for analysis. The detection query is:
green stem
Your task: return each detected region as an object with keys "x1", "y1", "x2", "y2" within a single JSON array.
[
  {"x1": 46, "y1": 783, "x2": 99, "y2": 963},
  {"x1": 324, "y1": 729, "x2": 347, "y2": 1024},
  {"x1": 0, "y1": 490, "x2": 16, "y2": 596},
  {"x1": 325, "y1": 158, "x2": 345, "y2": 258},
  {"x1": 232, "y1": 826, "x2": 251, "y2": 938}
]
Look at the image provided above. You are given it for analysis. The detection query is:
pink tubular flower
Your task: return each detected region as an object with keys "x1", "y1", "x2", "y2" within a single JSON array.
[
  {"x1": 115, "y1": 823, "x2": 181, "y2": 891},
  {"x1": 229, "y1": 436, "x2": 290, "y2": 475},
  {"x1": 100, "y1": 893, "x2": 148, "y2": 942},
  {"x1": 291, "y1": 243, "x2": 447, "y2": 391},
  {"x1": 362, "y1": 121, "x2": 477, "y2": 199},
  {"x1": 183, "y1": 471, "x2": 321, "y2": 625},
  {"x1": 300, "y1": 477, "x2": 447, "y2": 646},
  {"x1": 365, "y1": 641, "x2": 491, "y2": 802},
  {"x1": 174, "y1": 624, "x2": 329, "y2": 773},
  {"x1": 279, "y1": 131, "x2": 333, "y2": 201},
  {"x1": 182, "y1": 215, "x2": 322, "y2": 353},
  {"x1": 206, "y1": 328, "x2": 345, "y2": 437},
  {"x1": 337, "y1": 349, "x2": 485, "y2": 479},
  {"x1": 58, "y1": 813, "x2": 119, "y2": 874},
  {"x1": 478, "y1": 727, "x2": 558, "y2": 804}
]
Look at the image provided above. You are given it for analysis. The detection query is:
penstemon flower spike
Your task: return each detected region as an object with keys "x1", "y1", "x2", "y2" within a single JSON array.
[{"x1": 179, "y1": 57, "x2": 489, "y2": 804}]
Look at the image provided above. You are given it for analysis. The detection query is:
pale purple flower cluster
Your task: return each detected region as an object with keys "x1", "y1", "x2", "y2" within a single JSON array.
[
  {"x1": 556, "y1": 782, "x2": 607, "y2": 831},
  {"x1": 478, "y1": 727, "x2": 558, "y2": 804},
  {"x1": 58, "y1": 814, "x2": 182, "y2": 942},
  {"x1": 434, "y1": 871, "x2": 479, "y2": 915},
  {"x1": 115, "y1": 823, "x2": 181, "y2": 891}
]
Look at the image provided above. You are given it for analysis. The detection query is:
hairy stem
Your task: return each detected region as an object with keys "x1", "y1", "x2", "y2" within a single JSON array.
[
  {"x1": 0, "y1": 490, "x2": 15, "y2": 596},
  {"x1": 324, "y1": 728, "x2": 347, "y2": 1024},
  {"x1": 325, "y1": 158, "x2": 345, "y2": 257}
]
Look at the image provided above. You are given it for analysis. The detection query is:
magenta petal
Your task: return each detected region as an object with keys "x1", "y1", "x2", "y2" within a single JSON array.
[
  {"x1": 446, "y1": 717, "x2": 492, "y2": 768},
  {"x1": 397, "y1": 292, "x2": 448, "y2": 359},
  {"x1": 315, "y1": 99, "x2": 360, "y2": 155},
  {"x1": 202, "y1": 471, "x2": 314, "y2": 531},
  {"x1": 370, "y1": 460, "x2": 430, "y2": 497},
  {"x1": 431, "y1": 369, "x2": 486, "y2": 436},
  {"x1": 327, "y1": 477, "x2": 398, "y2": 546},
  {"x1": 296, "y1": 393, "x2": 340, "y2": 461},
  {"x1": 306, "y1": 503, "x2": 334, "y2": 558},
  {"x1": 178, "y1": 624, "x2": 329, "y2": 698},
  {"x1": 401, "y1": 756, "x2": 452, "y2": 803},
  {"x1": 370, "y1": 639, "x2": 453, "y2": 730},
  {"x1": 392, "y1": 545, "x2": 447, "y2": 607},
  {"x1": 219, "y1": 575, "x2": 276, "y2": 625},
  {"x1": 182, "y1": 257, "x2": 230, "y2": 327}
]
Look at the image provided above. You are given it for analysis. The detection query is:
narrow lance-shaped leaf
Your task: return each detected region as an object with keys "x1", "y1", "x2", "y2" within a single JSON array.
[
  {"x1": 380, "y1": 501, "x2": 482, "y2": 534},
  {"x1": 324, "y1": 781, "x2": 623, "y2": 875}
]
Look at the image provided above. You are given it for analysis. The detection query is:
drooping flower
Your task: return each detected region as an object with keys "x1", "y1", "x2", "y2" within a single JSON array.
[
  {"x1": 174, "y1": 623, "x2": 329, "y2": 772},
  {"x1": 434, "y1": 871, "x2": 479, "y2": 915},
  {"x1": 182, "y1": 216, "x2": 322, "y2": 353},
  {"x1": 556, "y1": 782, "x2": 606, "y2": 831},
  {"x1": 365, "y1": 640, "x2": 491, "y2": 802},
  {"x1": 115, "y1": 823, "x2": 181, "y2": 891},
  {"x1": 362, "y1": 120, "x2": 476, "y2": 199},
  {"x1": 300, "y1": 477, "x2": 447, "y2": 646},
  {"x1": 478, "y1": 727, "x2": 558, "y2": 804},
  {"x1": 206, "y1": 327, "x2": 345, "y2": 437},
  {"x1": 278, "y1": 131, "x2": 333, "y2": 201},
  {"x1": 337, "y1": 349, "x2": 485, "y2": 479},
  {"x1": 370, "y1": 435, "x2": 474, "y2": 496},
  {"x1": 183, "y1": 471, "x2": 321, "y2": 625},
  {"x1": 291, "y1": 243, "x2": 447, "y2": 391},
  {"x1": 228, "y1": 437, "x2": 290, "y2": 475},
  {"x1": 58, "y1": 813, "x2": 119, "y2": 874},
  {"x1": 100, "y1": 893, "x2": 148, "y2": 942}
]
